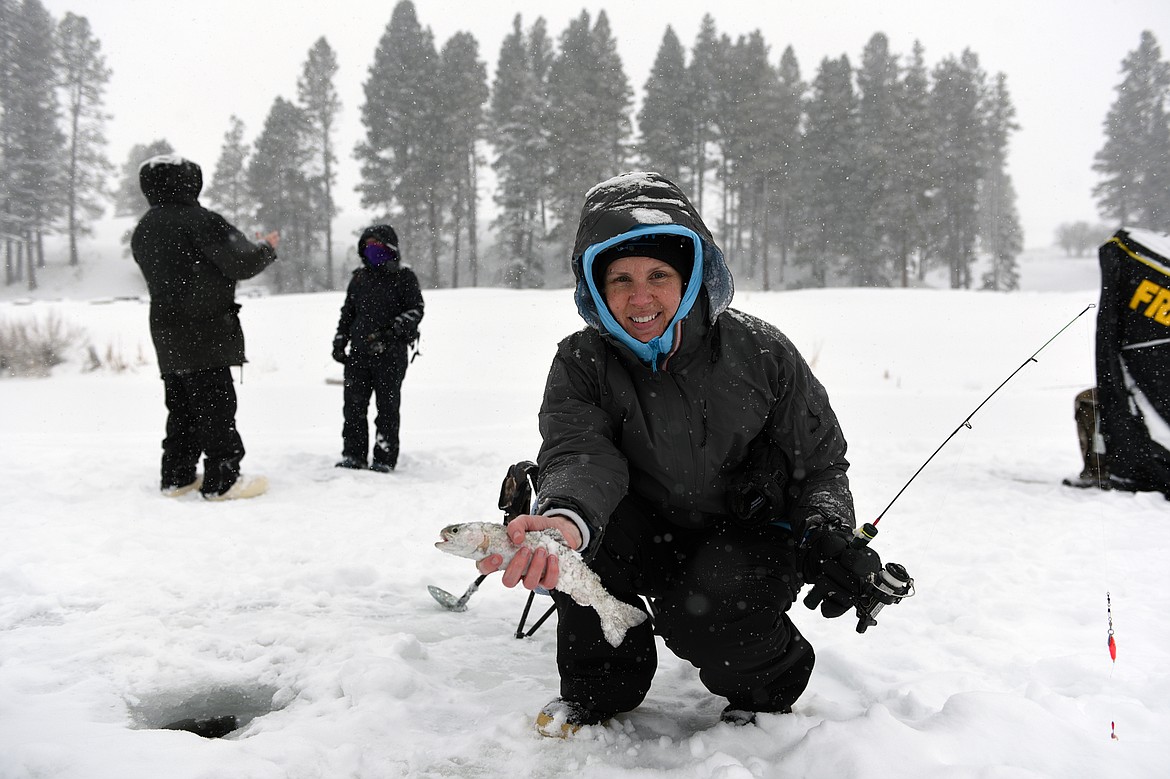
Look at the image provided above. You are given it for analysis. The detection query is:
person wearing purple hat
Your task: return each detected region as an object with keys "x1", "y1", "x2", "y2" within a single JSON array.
[{"x1": 332, "y1": 224, "x2": 424, "y2": 472}]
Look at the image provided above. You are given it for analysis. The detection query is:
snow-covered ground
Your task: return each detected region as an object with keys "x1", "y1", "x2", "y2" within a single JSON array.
[{"x1": 1, "y1": 249, "x2": 1167, "y2": 778}]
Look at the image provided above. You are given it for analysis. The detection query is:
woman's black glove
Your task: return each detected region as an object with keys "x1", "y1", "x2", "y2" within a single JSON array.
[
  {"x1": 332, "y1": 335, "x2": 348, "y2": 364},
  {"x1": 802, "y1": 521, "x2": 882, "y2": 618}
]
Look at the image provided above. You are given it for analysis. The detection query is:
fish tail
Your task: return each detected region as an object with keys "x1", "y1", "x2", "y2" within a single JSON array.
[{"x1": 597, "y1": 597, "x2": 649, "y2": 648}]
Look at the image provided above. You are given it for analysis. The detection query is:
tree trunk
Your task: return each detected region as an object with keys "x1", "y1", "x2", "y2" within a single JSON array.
[{"x1": 467, "y1": 146, "x2": 479, "y2": 288}]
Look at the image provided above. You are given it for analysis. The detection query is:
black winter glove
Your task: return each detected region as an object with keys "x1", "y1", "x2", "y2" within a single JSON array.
[
  {"x1": 365, "y1": 331, "x2": 387, "y2": 355},
  {"x1": 802, "y1": 521, "x2": 882, "y2": 619},
  {"x1": 390, "y1": 310, "x2": 421, "y2": 342},
  {"x1": 332, "y1": 336, "x2": 348, "y2": 364}
]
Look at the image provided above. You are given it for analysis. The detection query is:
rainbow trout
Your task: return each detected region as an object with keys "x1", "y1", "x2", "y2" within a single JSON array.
[{"x1": 434, "y1": 522, "x2": 647, "y2": 647}]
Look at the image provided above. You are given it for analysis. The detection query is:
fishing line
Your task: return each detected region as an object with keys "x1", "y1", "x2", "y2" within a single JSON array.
[
  {"x1": 1078, "y1": 304, "x2": 1121, "y2": 742},
  {"x1": 873, "y1": 304, "x2": 1096, "y2": 526}
]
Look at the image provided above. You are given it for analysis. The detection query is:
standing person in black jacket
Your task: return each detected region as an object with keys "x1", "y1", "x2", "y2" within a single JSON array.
[
  {"x1": 131, "y1": 155, "x2": 278, "y2": 501},
  {"x1": 477, "y1": 172, "x2": 884, "y2": 736},
  {"x1": 332, "y1": 224, "x2": 424, "y2": 472}
]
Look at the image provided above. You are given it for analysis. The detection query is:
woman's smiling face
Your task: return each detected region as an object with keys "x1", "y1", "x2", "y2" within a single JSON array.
[{"x1": 602, "y1": 256, "x2": 684, "y2": 342}]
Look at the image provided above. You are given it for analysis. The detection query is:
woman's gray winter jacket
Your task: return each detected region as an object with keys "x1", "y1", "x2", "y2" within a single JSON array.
[{"x1": 536, "y1": 172, "x2": 855, "y2": 550}]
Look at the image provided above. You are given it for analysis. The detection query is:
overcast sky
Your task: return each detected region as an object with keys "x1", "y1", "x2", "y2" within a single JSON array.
[{"x1": 39, "y1": 0, "x2": 1170, "y2": 250}]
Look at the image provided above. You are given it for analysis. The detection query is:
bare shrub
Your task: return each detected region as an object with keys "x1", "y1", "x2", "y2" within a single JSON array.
[{"x1": 0, "y1": 311, "x2": 87, "y2": 378}]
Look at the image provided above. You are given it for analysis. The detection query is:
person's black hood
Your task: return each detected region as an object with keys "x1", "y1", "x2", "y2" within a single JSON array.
[
  {"x1": 139, "y1": 155, "x2": 202, "y2": 207},
  {"x1": 357, "y1": 224, "x2": 402, "y2": 270},
  {"x1": 570, "y1": 172, "x2": 734, "y2": 368}
]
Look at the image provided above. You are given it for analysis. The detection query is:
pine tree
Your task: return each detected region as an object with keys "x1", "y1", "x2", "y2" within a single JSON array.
[
  {"x1": 435, "y1": 31, "x2": 487, "y2": 287},
  {"x1": 637, "y1": 26, "x2": 690, "y2": 183},
  {"x1": 716, "y1": 31, "x2": 778, "y2": 284},
  {"x1": 979, "y1": 167, "x2": 1022, "y2": 291},
  {"x1": 929, "y1": 50, "x2": 987, "y2": 289},
  {"x1": 297, "y1": 37, "x2": 341, "y2": 288},
  {"x1": 1, "y1": 0, "x2": 18, "y2": 284},
  {"x1": 801, "y1": 55, "x2": 861, "y2": 287},
  {"x1": 489, "y1": 14, "x2": 551, "y2": 288},
  {"x1": 544, "y1": 11, "x2": 632, "y2": 258},
  {"x1": 853, "y1": 33, "x2": 902, "y2": 286},
  {"x1": 206, "y1": 115, "x2": 252, "y2": 230},
  {"x1": 3, "y1": 0, "x2": 65, "y2": 288},
  {"x1": 893, "y1": 41, "x2": 934, "y2": 286},
  {"x1": 685, "y1": 15, "x2": 721, "y2": 211},
  {"x1": 249, "y1": 97, "x2": 319, "y2": 293},
  {"x1": 1093, "y1": 31, "x2": 1170, "y2": 231},
  {"x1": 57, "y1": 12, "x2": 113, "y2": 267},
  {"x1": 355, "y1": 0, "x2": 442, "y2": 285},
  {"x1": 979, "y1": 72, "x2": 1022, "y2": 291},
  {"x1": 591, "y1": 11, "x2": 633, "y2": 173},
  {"x1": 768, "y1": 45, "x2": 805, "y2": 289}
]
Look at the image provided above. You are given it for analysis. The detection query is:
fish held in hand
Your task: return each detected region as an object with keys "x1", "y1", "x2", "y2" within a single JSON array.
[{"x1": 434, "y1": 522, "x2": 647, "y2": 647}]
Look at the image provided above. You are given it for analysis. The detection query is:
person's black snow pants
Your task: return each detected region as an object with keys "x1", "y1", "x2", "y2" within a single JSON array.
[
  {"x1": 161, "y1": 367, "x2": 245, "y2": 496},
  {"x1": 341, "y1": 346, "x2": 408, "y2": 468},
  {"x1": 553, "y1": 496, "x2": 814, "y2": 716}
]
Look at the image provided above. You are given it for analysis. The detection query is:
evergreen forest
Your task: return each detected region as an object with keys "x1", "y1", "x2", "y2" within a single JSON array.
[{"x1": 3, "y1": 0, "x2": 1169, "y2": 293}]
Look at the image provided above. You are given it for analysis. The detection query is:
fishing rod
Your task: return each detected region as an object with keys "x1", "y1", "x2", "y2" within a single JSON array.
[
  {"x1": 873, "y1": 303, "x2": 1096, "y2": 526},
  {"x1": 805, "y1": 304, "x2": 1096, "y2": 633}
]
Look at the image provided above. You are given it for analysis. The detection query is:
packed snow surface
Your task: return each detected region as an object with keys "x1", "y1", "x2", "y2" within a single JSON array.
[{"x1": 1, "y1": 252, "x2": 1166, "y2": 778}]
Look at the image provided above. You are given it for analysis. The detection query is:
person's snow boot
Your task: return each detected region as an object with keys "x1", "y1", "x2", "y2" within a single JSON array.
[
  {"x1": 1063, "y1": 388, "x2": 1110, "y2": 489},
  {"x1": 719, "y1": 703, "x2": 792, "y2": 726},
  {"x1": 369, "y1": 461, "x2": 394, "y2": 473},
  {"x1": 336, "y1": 457, "x2": 366, "y2": 470},
  {"x1": 161, "y1": 475, "x2": 202, "y2": 498},
  {"x1": 535, "y1": 698, "x2": 611, "y2": 738},
  {"x1": 202, "y1": 474, "x2": 268, "y2": 502}
]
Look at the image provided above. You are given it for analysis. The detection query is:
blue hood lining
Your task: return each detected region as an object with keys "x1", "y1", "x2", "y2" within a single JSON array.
[{"x1": 579, "y1": 225, "x2": 705, "y2": 368}]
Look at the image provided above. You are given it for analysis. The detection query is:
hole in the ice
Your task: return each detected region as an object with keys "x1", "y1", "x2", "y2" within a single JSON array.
[{"x1": 126, "y1": 683, "x2": 283, "y2": 740}]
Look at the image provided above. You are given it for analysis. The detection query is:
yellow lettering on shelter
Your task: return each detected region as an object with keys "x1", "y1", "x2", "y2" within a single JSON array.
[{"x1": 1129, "y1": 279, "x2": 1159, "y2": 310}]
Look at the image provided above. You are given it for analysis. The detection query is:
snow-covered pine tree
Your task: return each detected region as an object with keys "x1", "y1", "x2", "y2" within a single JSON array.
[
  {"x1": 544, "y1": 10, "x2": 632, "y2": 261},
  {"x1": 768, "y1": 45, "x2": 806, "y2": 290},
  {"x1": 636, "y1": 26, "x2": 690, "y2": 185},
  {"x1": 206, "y1": 116, "x2": 253, "y2": 233},
  {"x1": 684, "y1": 15, "x2": 721, "y2": 213},
  {"x1": 436, "y1": 31, "x2": 488, "y2": 288},
  {"x1": 489, "y1": 14, "x2": 551, "y2": 289},
  {"x1": 1, "y1": 0, "x2": 18, "y2": 284},
  {"x1": 4, "y1": 0, "x2": 64, "y2": 287},
  {"x1": 801, "y1": 54, "x2": 861, "y2": 288},
  {"x1": 854, "y1": 32, "x2": 902, "y2": 287},
  {"x1": 979, "y1": 73, "x2": 1022, "y2": 291},
  {"x1": 355, "y1": 0, "x2": 442, "y2": 287},
  {"x1": 894, "y1": 41, "x2": 934, "y2": 286},
  {"x1": 929, "y1": 50, "x2": 987, "y2": 289},
  {"x1": 1093, "y1": 31, "x2": 1170, "y2": 232},
  {"x1": 248, "y1": 97, "x2": 318, "y2": 293},
  {"x1": 57, "y1": 12, "x2": 112, "y2": 267},
  {"x1": 716, "y1": 31, "x2": 779, "y2": 286},
  {"x1": 296, "y1": 37, "x2": 341, "y2": 289}
]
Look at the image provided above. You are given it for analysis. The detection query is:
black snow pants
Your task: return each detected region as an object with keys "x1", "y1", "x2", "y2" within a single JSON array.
[
  {"x1": 161, "y1": 367, "x2": 245, "y2": 496},
  {"x1": 341, "y1": 346, "x2": 408, "y2": 468},
  {"x1": 554, "y1": 495, "x2": 814, "y2": 716}
]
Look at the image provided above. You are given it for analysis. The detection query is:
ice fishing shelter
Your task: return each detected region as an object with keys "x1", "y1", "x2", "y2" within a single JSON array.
[{"x1": 1095, "y1": 228, "x2": 1170, "y2": 497}]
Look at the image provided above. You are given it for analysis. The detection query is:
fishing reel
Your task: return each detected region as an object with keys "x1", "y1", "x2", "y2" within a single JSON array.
[
  {"x1": 803, "y1": 522, "x2": 915, "y2": 634},
  {"x1": 853, "y1": 560, "x2": 915, "y2": 633}
]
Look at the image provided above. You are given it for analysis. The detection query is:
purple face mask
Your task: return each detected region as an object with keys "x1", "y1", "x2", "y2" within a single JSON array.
[{"x1": 362, "y1": 241, "x2": 398, "y2": 267}]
